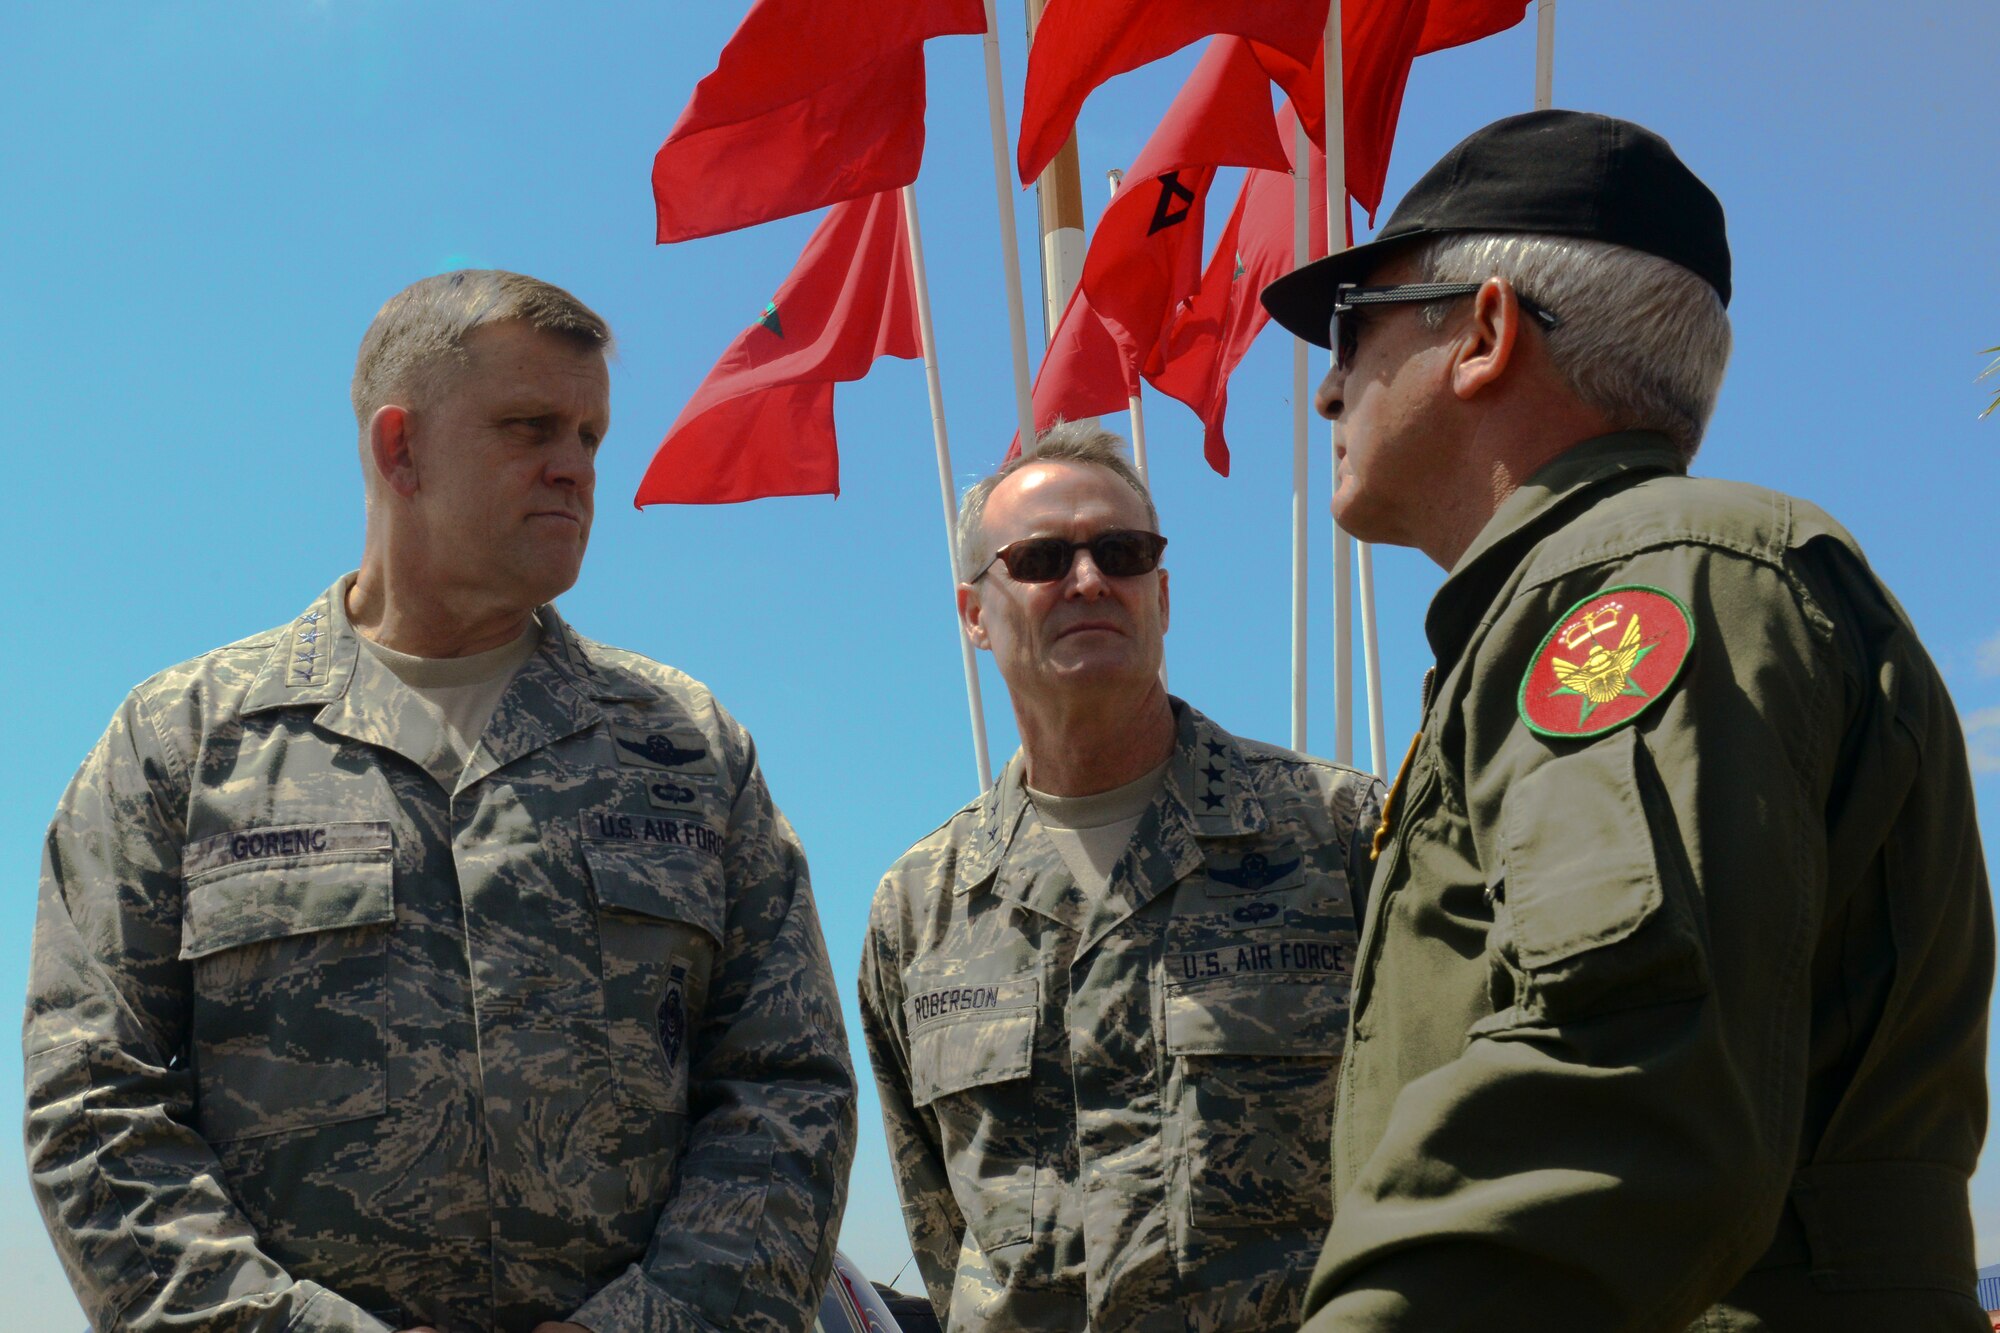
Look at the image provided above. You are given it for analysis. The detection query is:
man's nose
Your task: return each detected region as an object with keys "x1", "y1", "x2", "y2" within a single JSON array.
[
  {"x1": 546, "y1": 432, "x2": 596, "y2": 490},
  {"x1": 1065, "y1": 548, "x2": 1112, "y2": 598},
  {"x1": 1313, "y1": 365, "x2": 1345, "y2": 421}
]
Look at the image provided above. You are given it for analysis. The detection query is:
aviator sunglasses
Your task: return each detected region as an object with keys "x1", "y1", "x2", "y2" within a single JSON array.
[
  {"x1": 968, "y1": 529, "x2": 1169, "y2": 584},
  {"x1": 1331, "y1": 281, "x2": 1560, "y2": 370}
]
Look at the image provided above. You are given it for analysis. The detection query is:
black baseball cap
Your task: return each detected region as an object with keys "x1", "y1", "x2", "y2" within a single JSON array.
[{"x1": 1262, "y1": 110, "x2": 1730, "y2": 348}]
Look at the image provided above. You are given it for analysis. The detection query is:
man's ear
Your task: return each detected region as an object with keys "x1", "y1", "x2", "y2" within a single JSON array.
[
  {"x1": 957, "y1": 582, "x2": 991, "y2": 651},
  {"x1": 1450, "y1": 276, "x2": 1522, "y2": 401},
  {"x1": 368, "y1": 405, "x2": 420, "y2": 498},
  {"x1": 1157, "y1": 566, "x2": 1170, "y2": 636}
]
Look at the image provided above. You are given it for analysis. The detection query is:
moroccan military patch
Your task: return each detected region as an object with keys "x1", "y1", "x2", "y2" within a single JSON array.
[{"x1": 1518, "y1": 585, "x2": 1695, "y2": 738}]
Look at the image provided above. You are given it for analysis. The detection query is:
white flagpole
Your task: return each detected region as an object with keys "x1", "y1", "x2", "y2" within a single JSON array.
[
  {"x1": 1103, "y1": 170, "x2": 1153, "y2": 486},
  {"x1": 1357, "y1": 541, "x2": 1387, "y2": 775},
  {"x1": 1291, "y1": 118, "x2": 1311, "y2": 753},
  {"x1": 1535, "y1": 0, "x2": 1556, "y2": 109},
  {"x1": 902, "y1": 185, "x2": 994, "y2": 791},
  {"x1": 979, "y1": 0, "x2": 1038, "y2": 447},
  {"x1": 1324, "y1": 1, "x2": 1355, "y2": 768}
]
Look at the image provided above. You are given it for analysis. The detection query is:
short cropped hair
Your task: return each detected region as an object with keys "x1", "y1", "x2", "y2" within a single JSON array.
[
  {"x1": 955, "y1": 420, "x2": 1160, "y2": 579},
  {"x1": 1413, "y1": 232, "x2": 1732, "y2": 459},
  {"x1": 350, "y1": 269, "x2": 613, "y2": 425}
]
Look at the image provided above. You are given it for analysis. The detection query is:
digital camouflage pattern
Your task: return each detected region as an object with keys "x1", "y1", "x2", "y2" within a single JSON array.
[
  {"x1": 859, "y1": 703, "x2": 1382, "y2": 1333},
  {"x1": 1302, "y1": 433, "x2": 1994, "y2": 1332},
  {"x1": 25, "y1": 579, "x2": 857, "y2": 1333}
]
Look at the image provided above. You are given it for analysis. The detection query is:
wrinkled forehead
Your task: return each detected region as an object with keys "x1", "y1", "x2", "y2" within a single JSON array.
[{"x1": 987, "y1": 460, "x2": 1154, "y2": 541}]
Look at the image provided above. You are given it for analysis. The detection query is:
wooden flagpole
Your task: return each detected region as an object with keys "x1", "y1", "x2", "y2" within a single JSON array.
[
  {"x1": 1291, "y1": 117, "x2": 1311, "y2": 752},
  {"x1": 902, "y1": 185, "x2": 995, "y2": 791},
  {"x1": 978, "y1": 0, "x2": 1038, "y2": 447},
  {"x1": 1025, "y1": 0, "x2": 1087, "y2": 345}
]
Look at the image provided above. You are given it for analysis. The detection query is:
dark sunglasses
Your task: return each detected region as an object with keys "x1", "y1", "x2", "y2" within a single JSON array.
[
  {"x1": 968, "y1": 529, "x2": 1168, "y2": 584},
  {"x1": 1330, "y1": 281, "x2": 1560, "y2": 369}
]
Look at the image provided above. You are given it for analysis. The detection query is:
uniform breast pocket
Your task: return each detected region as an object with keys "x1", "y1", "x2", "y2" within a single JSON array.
[
  {"x1": 906, "y1": 975, "x2": 1040, "y2": 1253},
  {"x1": 585, "y1": 834, "x2": 726, "y2": 1113},
  {"x1": 179, "y1": 823, "x2": 395, "y2": 1143},
  {"x1": 1165, "y1": 973, "x2": 1341, "y2": 1230}
]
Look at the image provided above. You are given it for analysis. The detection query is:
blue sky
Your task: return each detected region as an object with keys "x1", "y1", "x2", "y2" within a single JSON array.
[{"x1": 3, "y1": 1, "x2": 1996, "y2": 1321}]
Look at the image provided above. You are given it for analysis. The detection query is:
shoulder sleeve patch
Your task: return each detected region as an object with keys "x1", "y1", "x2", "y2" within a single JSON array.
[{"x1": 1518, "y1": 584, "x2": 1695, "y2": 739}]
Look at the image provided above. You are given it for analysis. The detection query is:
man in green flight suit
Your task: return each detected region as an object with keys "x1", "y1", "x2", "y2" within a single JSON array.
[
  {"x1": 25, "y1": 271, "x2": 856, "y2": 1333},
  {"x1": 1260, "y1": 110, "x2": 1993, "y2": 1329}
]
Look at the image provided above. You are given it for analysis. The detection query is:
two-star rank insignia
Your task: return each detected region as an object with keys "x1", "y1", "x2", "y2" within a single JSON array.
[{"x1": 1518, "y1": 584, "x2": 1695, "y2": 738}]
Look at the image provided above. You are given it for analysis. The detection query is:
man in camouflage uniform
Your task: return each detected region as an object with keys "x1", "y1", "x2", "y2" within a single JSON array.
[
  {"x1": 24, "y1": 271, "x2": 856, "y2": 1333},
  {"x1": 1260, "y1": 110, "x2": 1993, "y2": 1330},
  {"x1": 858, "y1": 423, "x2": 1383, "y2": 1332}
]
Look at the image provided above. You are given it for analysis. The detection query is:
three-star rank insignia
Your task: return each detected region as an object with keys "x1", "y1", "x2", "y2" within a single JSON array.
[{"x1": 1518, "y1": 584, "x2": 1695, "y2": 738}]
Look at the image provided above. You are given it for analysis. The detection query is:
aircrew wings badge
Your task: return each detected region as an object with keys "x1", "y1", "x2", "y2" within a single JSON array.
[{"x1": 1518, "y1": 585, "x2": 1695, "y2": 738}]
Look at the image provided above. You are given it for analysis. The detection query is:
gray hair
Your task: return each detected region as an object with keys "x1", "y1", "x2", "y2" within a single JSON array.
[
  {"x1": 351, "y1": 269, "x2": 614, "y2": 425},
  {"x1": 955, "y1": 420, "x2": 1159, "y2": 579},
  {"x1": 1413, "y1": 232, "x2": 1731, "y2": 459}
]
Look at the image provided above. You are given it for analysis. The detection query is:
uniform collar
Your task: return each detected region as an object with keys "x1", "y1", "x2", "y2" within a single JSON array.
[
  {"x1": 953, "y1": 698, "x2": 1267, "y2": 898},
  {"x1": 1424, "y1": 431, "x2": 1684, "y2": 671},
  {"x1": 242, "y1": 576, "x2": 652, "y2": 717}
]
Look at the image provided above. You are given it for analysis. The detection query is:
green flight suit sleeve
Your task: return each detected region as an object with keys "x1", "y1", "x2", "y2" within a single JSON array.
[
  {"x1": 1304, "y1": 544, "x2": 1845, "y2": 1331},
  {"x1": 573, "y1": 721, "x2": 857, "y2": 1333},
  {"x1": 858, "y1": 877, "x2": 966, "y2": 1324},
  {"x1": 23, "y1": 692, "x2": 392, "y2": 1333}
]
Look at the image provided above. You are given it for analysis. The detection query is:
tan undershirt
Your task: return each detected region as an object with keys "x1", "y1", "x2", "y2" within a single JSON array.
[
  {"x1": 355, "y1": 607, "x2": 542, "y2": 779},
  {"x1": 1026, "y1": 759, "x2": 1171, "y2": 896}
]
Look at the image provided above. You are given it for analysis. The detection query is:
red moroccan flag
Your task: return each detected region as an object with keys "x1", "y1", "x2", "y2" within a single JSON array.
[
  {"x1": 1004, "y1": 285, "x2": 1137, "y2": 461},
  {"x1": 1419, "y1": 0, "x2": 1530, "y2": 53},
  {"x1": 653, "y1": 0, "x2": 984, "y2": 243},
  {"x1": 1018, "y1": 0, "x2": 1323, "y2": 184},
  {"x1": 1148, "y1": 106, "x2": 1326, "y2": 475},
  {"x1": 635, "y1": 191, "x2": 919, "y2": 505},
  {"x1": 1255, "y1": 0, "x2": 1528, "y2": 221},
  {"x1": 1081, "y1": 37, "x2": 1291, "y2": 386}
]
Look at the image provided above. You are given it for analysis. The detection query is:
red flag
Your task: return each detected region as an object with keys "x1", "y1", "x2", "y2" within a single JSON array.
[
  {"x1": 1419, "y1": 0, "x2": 1530, "y2": 53},
  {"x1": 1005, "y1": 285, "x2": 1137, "y2": 461},
  {"x1": 635, "y1": 191, "x2": 919, "y2": 505},
  {"x1": 1018, "y1": 0, "x2": 1323, "y2": 184},
  {"x1": 1257, "y1": 0, "x2": 1528, "y2": 221},
  {"x1": 653, "y1": 0, "x2": 984, "y2": 243},
  {"x1": 1148, "y1": 106, "x2": 1326, "y2": 475},
  {"x1": 1082, "y1": 38, "x2": 1290, "y2": 387}
]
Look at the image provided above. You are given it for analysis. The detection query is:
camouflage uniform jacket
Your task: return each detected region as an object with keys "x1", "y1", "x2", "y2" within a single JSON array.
[
  {"x1": 1301, "y1": 433, "x2": 1993, "y2": 1331},
  {"x1": 859, "y1": 702, "x2": 1382, "y2": 1333},
  {"x1": 25, "y1": 579, "x2": 857, "y2": 1333}
]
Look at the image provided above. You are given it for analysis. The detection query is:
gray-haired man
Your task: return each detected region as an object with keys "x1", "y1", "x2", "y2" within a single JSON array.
[
  {"x1": 25, "y1": 270, "x2": 856, "y2": 1333},
  {"x1": 858, "y1": 423, "x2": 1383, "y2": 1332},
  {"x1": 1262, "y1": 110, "x2": 1992, "y2": 1330}
]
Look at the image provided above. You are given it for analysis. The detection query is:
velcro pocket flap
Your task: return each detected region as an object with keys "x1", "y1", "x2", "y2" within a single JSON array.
[
  {"x1": 1499, "y1": 726, "x2": 1663, "y2": 970},
  {"x1": 584, "y1": 836, "x2": 725, "y2": 946},
  {"x1": 1166, "y1": 972, "x2": 1341, "y2": 1057},
  {"x1": 181, "y1": 830, "x2": 394, "y2": 960},
  {"x1": 907, "y1": 977, "x2": 1037, "y2": 1107}
]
